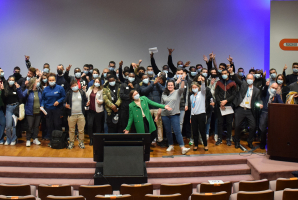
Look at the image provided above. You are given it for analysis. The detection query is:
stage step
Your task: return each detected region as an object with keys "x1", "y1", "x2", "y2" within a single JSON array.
[{"x1": 147, "y1": 164, "x2": 251, "y2": 178}]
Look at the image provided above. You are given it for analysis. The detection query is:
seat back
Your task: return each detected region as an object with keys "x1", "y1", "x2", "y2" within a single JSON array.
[
  {"x1": 144, "y1": 194, "x2": 181, "y2": 200},
  {"x1": 38, "y1": 185, "x2": 72, "y2": 200},
  {"x1": 47, "y1": 196, "x2": 84, "y2": 200},
  {"x1": 120, "y1": 183, "x2": 153, "y2": 200},
  {"x1": 276, "y1": 178, "x2": 298, "y2": 191},
  {"x1": 79, "y1": 185, "x2": 113, "y2": 200},
  {"x1": 282, "y1": 189, "x2": 298, "y2": 200},
  {"x1": 0, "y1": 195, "x2": 35, "y2": 200},
  {"x1": 199, "y1": 182, "x2": 232, "y2": 197},
  {"x1": 237, "y1": 190, "x2": 274, "y2": 200},
  {"x1": 0, "y1": 184, "x2": 31, "y2": 196},
  {"x1": 160, "y1": 183, "x2": 192, "y2": 200},
  {"x1": 239, "y1": 179, "x2": 269, "y2": 192},
  {"x1": 191, "y1": 192, "x2": 228, "y2": 200},
  {"x1": 95, "y1": 194, "x2": 132, "y2": 199}
]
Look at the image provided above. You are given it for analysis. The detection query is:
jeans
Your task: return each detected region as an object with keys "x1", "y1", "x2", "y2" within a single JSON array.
[
  {"x1": 0, "y1": 109, "x2": 6, "y2": 143},
  {"x1": 68, "y1": 114, "x2": 85, "y2": 143},
  {"x1": 6, "y1": 104, "x2": 18, "y2": 144},
  {"x1": 88, "y1": 110, "x2": 104, "y2": 139},
  {"x1": 26, "y1": 114, "x2": 41, "y2": 140},
  {"x1": 150, "y1": 109, "x2": 163, "y2": 142},
  {"x1": 179, "y1": 110, "x2": 185, "y2": 133},
  {"x1": 162, "y1": 114, "x2": 185, "y2": 147}
]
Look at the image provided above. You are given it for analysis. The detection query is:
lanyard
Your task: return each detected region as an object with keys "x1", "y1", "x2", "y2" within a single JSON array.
[
  {"x1": 192, "y1": 94, "x2": 197, "y2": 109},
  {"x1": 247, "y1": 88, "x2": 252, "y2": 97}
]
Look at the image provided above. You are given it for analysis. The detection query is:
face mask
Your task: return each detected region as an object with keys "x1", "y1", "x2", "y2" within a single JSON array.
[
  {"x1": 83, "y1": 70, "x2": 89, "y2": 74},
  {"x1": 222, "y1": 75, "x2": 228, "y2": 80},
  {"x1": 109, "y1": 81, "x2": 116, "y2": 86},
  {"x1": 197, "y1": 68, "x2": 202, "y2": 72},
  {"x1": 103, "y1": 73, "x2": 107, "y2": 78},
  {"x1": 124, "y1": 75, "x2": 128, "y2": 79},
  {"x1": 238, "y1": 72, "x2": 244, "y2": 77},
  {"x1": 116, "y1": 74, "x2": 119, "y2": 78},
  {"x1": 93, "y1": 74, "x2": 99, "y2": 78},
  {"x1": 94, "y1": 83, "x2": 100, "y2": 87},
  {"x1": 143, "y1": 78, "x2": 149, "y2": 84},
  {"x1": 147, "y1": 71, "x2": 154, "y2": 75},
  {"x1": 8, "y1": 81, "x2": 15, "y2": 86},
  {"x1": 197, "y1": 81, "x2": 202, "y2": 85},
  {"x1": 57, "y1": 70, "x2": 63, "y2": 75},
  {"x1": 72, "y1": 86, "x2": 79, "y2": 91},
  {"x1": 13, "y1": 72, "x2": 20, "y2": 77},
  {"x1": 192, "y1": 88, "x2": 198, "y2": 93},
  {"x1": 211, "y1": 74, "x2": 217, "y2": 78},
  {"x1": 128, "y1": 77, "x2": 135, "y2": 82},
  {"x1": 254, "y1": 74, "x2": 261, "y2": 79},
  {"x1": 89, "y1": 69, "x2": 93, "y2": 73},
  {"x1": 43, "y1": 68, "x2": 49, "y2": 73},
  {"x1": 0, "y1": 72, "x2": 4, "y2": 77},
  {"x1": 75, "y1": 72, "x2": 81, "y2": 78},
  {"x1": 293, "y1": 68, "x2": 298, "y2": 73},
  {"x1": 270, "y1": 88, "x2": 276, "y2": 94},
  {"x1": 176, "y1": 75, "x2": 183, "y2": 79},
  {"x1": 247, "y1": 79, "x2": 253, "y2": 85},
  {"x1": 43, "y1": 78, "x2": 47, "y2": 83},
  {"x1": 191, "y1": 72, "x2": 197, "y2": 77},
  {"x1": 163, "y1": 70, "x2": 168, "y2": 74},
  {"x1": 133, "y1": 94, "x2": 140, "y2": 100},
  {"x1": 49, "y1": 81, "x2": 56, "y2": 86},
  {"x1": 26, "y1": 77, "x2": 31, "y2": 81},
  {"x1": 178, "y1": 65, "x2": 183, "y2": 68},
  {"x1": 277, "y1": 80, "x2": 283, "y2": 85},
  {"x1": 202, "y1": 73, "x2": 208, "y2": 77},
  {"x1": 270, "y1": 73, "x2": 277, "y2": 79},
  {"x1": 218, "y1": 69, "x2": 222, "y2": 73},
  {"x1": 138, "y1": 73, "x2": 144, "y2": 78},
  {"x1": 36, "y1": 82, "x2": 41, "y2": 88},
  {"x1": 109, "y1": 67, "x2": 114, "y2": 71}
]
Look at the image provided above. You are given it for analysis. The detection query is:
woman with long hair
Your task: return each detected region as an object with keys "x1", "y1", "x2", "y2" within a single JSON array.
[{"x1": 276, "y1": 74, "x2": 289, "y2": 102}]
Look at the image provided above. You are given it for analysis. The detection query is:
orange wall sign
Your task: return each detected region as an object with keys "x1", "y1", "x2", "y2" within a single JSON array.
[{"x1": 279, "y1": 39, "x2": 298, "y2": 51}]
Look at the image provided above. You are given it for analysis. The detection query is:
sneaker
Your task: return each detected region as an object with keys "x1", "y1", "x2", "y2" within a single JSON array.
[
  {"x1": 10, "y1": 141, "x2": 16, "y2": 146},
  {"x1": 206, "y1": 134, "x2": 209, "y2": 140},
  {"x1": 227, "y1": 140, "x2": 232, "y2": 146},
  {"x1": 4, "y1": 141, "x2": 9, "y2": 145},
  {"x1": 215, "y1": 140, "x2": 222, "y2": 146},
  {"x1": 188, "y1": 139, "x2": 194, "y2": 146},
  {"x1": 182, "y1": 147, "x2": 190, "y2": 155},
  {"x1": 68, "y1": 142, "x2": 74, "y2": 149},
  {"x1": 79, "y1": 142, "x2": 85, "y2": 149},
  {"x1": 214, "y1": 134, "x2": 218, "y2": 142},
  {"x1": 230, "y1": 136, "x2": 233, "y2": 142},
  {"x1": 26, "y1": 140, "x2": 31, "y2": 147},
  {"x1": 33, "y1": 138, "x2": 41, "y2": 145},
  {"x1": 166, "y1": 145, "x2": 174, "y2": 152}
]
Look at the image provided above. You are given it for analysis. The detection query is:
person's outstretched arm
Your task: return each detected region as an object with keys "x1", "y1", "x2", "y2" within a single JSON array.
[{"x1": 167, "y1": 48, "x2": 177, "y2": 74}]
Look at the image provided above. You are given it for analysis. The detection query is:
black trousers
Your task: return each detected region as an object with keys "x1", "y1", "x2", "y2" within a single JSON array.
[
  {"x1": 26, "y1": 114, "x2": 41, "y2": 140},
  {"x1": 88, "y1": 110, "x2": 104, "y2": 139},
  {"x1": 234, "y1": 107, "x2": 256, "y2": 144},
  {"x1": 107, "y1": 113, "x2": 120, "y2": 133},
  {"x1": 45, "y1": 108, "x2": 62, "y2": 139},
  {"x1": 259, "y1": 111, "x2": 268, "y2": 146},
  {"x1": 191, "y1": 113, "x2": 207, "y2": 147},
  {"x1": 119, "y1": 108, "x2": 129, "y2": 131},
  {"x1": 217, "y1": 108, "x2": 233, "y2": 141},
  {"x1": 182, "y1": 109, "x2": 191, "y2": 138}
]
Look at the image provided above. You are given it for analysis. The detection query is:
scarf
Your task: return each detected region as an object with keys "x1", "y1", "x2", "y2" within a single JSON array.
[{"x1": 286, "y1": 92, "x2": 298, "y2": 104}]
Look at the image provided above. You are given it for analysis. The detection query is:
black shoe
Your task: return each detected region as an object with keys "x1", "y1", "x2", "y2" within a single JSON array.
[
  {"x1": 215, "y1": 140, "x2": 222, "y2": 146},
  {"x1": 157, "y1": 141, "x2": 166, "y2": 147},
  {"x1": 260, "y1": 144, "x2": 266, "y2": 149},
  {"x1": 89, "y1": 139, "x2": 93, "y2": 146},
  {"x1": 227, "y1": 140, "x2": 231, "y2": 146},
  {"x1": 235, "y1": 142, "x2": 240, "y2": 149},
  {"x1": 193, "y1": 147, "x2": 198, "y2": 151},
  {"x1": 248, "y1": 143, "x2": 254, "y2": 149}
]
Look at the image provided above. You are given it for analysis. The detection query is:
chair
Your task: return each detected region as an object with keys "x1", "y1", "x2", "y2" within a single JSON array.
[
  {"x1": 269, "y1": 178, "x2": 298, "y2": 191},
  {"x1": 160, "y1": 183, "x2": 192, "y2": 200},
  {"x1": 0, "y1": 195, "x2": 36, "y2": 200},
  {"x1": 229, "y1": 190, "x2": 274, "y2": 200},
  {"x1": 0, "y1": 184, "x2": 36, "y2": 196},
  {"x1": 197, "y1": 181, "x2": 232, "y2": 198},
  {"x1": 233, "y1": 179, "x2": 269, "y2": 193},
  {"x1": 95, "y1": 194, "x2": 132, "y2": 199},
  {"x1": 120, "y1": 183, "x2": 153, "y2": 200},
  {"x1": 144, "y1": 194, "x2": 181, "y2": 200},
  {"x1": 47, "y1": 196, "x2": 85, "y2": 200},
  {"x1": 79, "y1": 185, "x2": 113, "y2": 200},
  {"x1": 38, "y1": 184, "x2": 73, "y2": 200},
  {"x1": 274, "y1": 188, "x2": 298, "y2": 200},
  {"x1": 191, "y1": 192, "x2": 228, "y2": 200}
]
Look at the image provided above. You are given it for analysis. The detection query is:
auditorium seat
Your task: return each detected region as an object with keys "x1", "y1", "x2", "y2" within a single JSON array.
[
  {"x1": 233, "y1": 179, "x2": 269, "y2": 193},
  {"x1": 274, "y1": 188, "x2": 298, "y2": 200},
  {"x1": 144, "y1": 194, "x2": 181, "y2": 200},
  {"x1": 269, "y1": 178, "x2": 298, "y2": 191},
  {"x1": 191, "y1": 192, "x2": 228, "y2": 200},
  {"x1": 160, "y1": 183, "x2": 192, "y2": 200},
  {"x1": 197, "y1": 181, "x2": 232, "y2": 198},
  {"x1": 120, "y1": 183, "x2": 153, "y2": 200},
  {"x1": 38, "y1": 184, "x2": 73, "y2": 200},
  {"x1": 95, "y1": 194, "x2": 132, "y2": 199},
  {"x1": 79, "y1": 185, "x2": 113, "y2": 200},
  {"x1": 0, "y1": 195, "x2": 36, "y2": 200},
  {"x1": 0, "y1": 184, "x2": 36, "y2": 196},
  {"x1": 47, "y1": 196, "x2": 84, "y2": 200},
  {"x1": 229, "y1": 190, "x2": 274, "y2": 200}
]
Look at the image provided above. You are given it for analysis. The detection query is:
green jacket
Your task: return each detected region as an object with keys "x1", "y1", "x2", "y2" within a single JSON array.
[
  {"x1": 103, "y1": 83, "x2": 122, "y2": 116},
  {"x1": 126, "y1": 96, "x2": 165, "y2": 133}
]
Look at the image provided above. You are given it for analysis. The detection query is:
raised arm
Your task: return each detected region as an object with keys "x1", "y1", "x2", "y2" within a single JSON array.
[
  {"x1": 150, "y1": 53, "x2": 161, "y2": 75},
  {"x1": 25, "y1": 55, "x2": 31, "y2": 69},
  {"x1": 167, "y1": 48, "x2": 177, "y2": 74},
  {"x1": 118, "y1": 61, "x2": 125, "y2": 83}
]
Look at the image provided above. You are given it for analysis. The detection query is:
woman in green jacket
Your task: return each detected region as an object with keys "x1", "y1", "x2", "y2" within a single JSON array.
[{"x1": 124, "y1": 90, "x2": 171, "y2": 134}]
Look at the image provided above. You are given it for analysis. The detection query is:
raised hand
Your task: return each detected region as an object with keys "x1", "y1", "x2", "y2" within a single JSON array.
[
  {"x1": 203, "y1": 55, "x2": 208, "y2": 62},
  {"x1": 263, "y1": 71, "x2": 266, "y2": 77},
  {"x1": 211, "y1": 51, "x2": 216, "y2": 60},
  {"x1": 66, "y1": 65, "x2": 72, "y2": 71},
  {"x1": 81, "y1": 73, "x2": 86, "y2": 77},
  {"x1": 25, "y1": 55, "x2": 30, "y2": 61},
  {"x1": 227, "y1": 65, "x2": 233, "y2": 73},
  {"x1": 119, "y1": 60, "x2": 123, "y2": 66},
  {"x1": 185, "y1": 61, "x2": 191, "y2": 67},
  {"x1": 283, "y1": 64, "x2": 288, "y2": 71},
  {"x1": 65, "y1": 102, "x2": 71, "y2": 109},
  {"x1": 167, "y1": 48, "x2": 174, "y2": 55},
  {"x1": 150, "y1": 52, "x2": 154, "y2": 58},
  {"x1": 227, "y1": 55, "x2": 233, "y2": 63},
  {"x1": 15, "y1": 82, "x2": 20, "y2": 89},
  {"x1": 138, "y1": 60, "x2": 142, "y2": 64}
]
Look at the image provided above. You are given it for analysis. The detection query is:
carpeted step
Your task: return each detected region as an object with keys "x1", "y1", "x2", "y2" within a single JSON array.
[
  {"x1": 0, "y1": 156, "x2": 95, "y2": 168},
  {"x1": 146, "y1": 155, "x2": 247, "y2": 167},
  {"x1": 147, "y1": 164, "x2": 251, "y2": 178},
  {"x1": 0, "y1": 167, "x2": 94, "y2": 179},
  {"x1": 148, "y1": 174, "x2": 254, "y2": 189}
]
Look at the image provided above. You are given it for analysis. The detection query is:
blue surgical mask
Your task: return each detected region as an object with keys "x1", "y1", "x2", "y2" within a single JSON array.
[
  {"x1": 72, "y1": 86, "x2": 79, "y2": 91},
  {"x1": 124, "y1": 75, "x2": 128, "y2": 79},
  {"x1": 293, "y1": 68, "x2": 298, "y2": 73},
  {"x1": 191, "y1": 72, "x2": 197, "y2": 77},
  {"x1": 89, "y1": 69, "x2": 93, "y2": 73},
  {"x1": 163, "y1": 70, "x2": 168, "y2": 74},
  {"x1": 94, "y1": 83, "x2": 100, "y2": 87},
  {"x1": 197, "y1": 68, "x2": 202, "y2": 72},
  {"x1": 109, "y1": 81, "x2": 115, "y2": 86},
  {"x1": 218, "y1": 69, "x2": 222, "y2": 73},
  {"x1": 277, "y1": 80, "x2": 283, "y2": 85},
  {"x1": 116, "y1": 74, "x2": 119, "y2": 78},
  {"x1": 254, "y1": 74, "x2": 261, "y2": 79},
  {"x1": 247, "y1": 79, "x2": 253, "y2": 85},
  {"x1": 43, "y1": 78, "x2": 47, "y2": 83},
  {"x1": 270, "y1": 73, "x2": 277, "y2": 79},
  {"x1": 103, "y1": 73, "x2": 107, "y2": 78},
  {"x1": 8, "y1": 80, "x2": 15, "y2": 86},
  {"x1": 0, "y1": 72, "x2": 4, "y2": 77},
  {"x1": 75, "y1": 72, "x2": 81, "y2": 78},
  {"x1": 84, "y1": 70, "x2": 89, "y2": 74},
  {"x1": 26, "y1": 77, "x2": 31, "y2": 81},
  {"x1": 192, "y1": 88, "x2": 198, "y2": 93},
  {"x1": 49, "y1": 81, "x2": 56, "y2": 86},
  {"x1": 109, "y1": 67, "x2": 114, "y2": 71},
  {"x1": 147, "y1": 71, "x2": 154, "y2": 75},
  {"x1": 222, "y1": 75, "x2": 228, "y2": 80},
  {"x1": 270, "y1": 88, "x2": 276, "y2": 94},
  {"x1": 43, "y1": 68, "x2": 49, "y2": 73},
  {"x1": 143, "y1": 78, "x2": 149, "y2": 84},
  {"x1": 202, "y1": 73, "x2": 208, "y2": 77},
  {"x1": 36, "y1": 82, "x2": 40, "y2": 88},
  {"x1": 238, "y1": 72, "x2": 244, "y2": 77},
  {"x1": 178, "y1": 65, "x2": 183, "y2": 68},
  {"x1": 128, "y1": 77, "x2": 135, "y2": 82},
  {"x1": 133, "y1": 94, "x2": 140, "y2": 100},
  {"x1": 93, "y1": 74, "x2": 99, "y2": 78}
]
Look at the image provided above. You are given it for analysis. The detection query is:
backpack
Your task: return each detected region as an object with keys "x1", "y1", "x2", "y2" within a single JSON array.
[{"x1": 51, "y1": 130, "x2": 68, "y2": 149}]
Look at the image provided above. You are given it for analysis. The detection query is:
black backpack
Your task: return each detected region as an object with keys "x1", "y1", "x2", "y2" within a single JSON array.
[{"x1": 51, "y1": 130, "x2": 68, "y2": 149}]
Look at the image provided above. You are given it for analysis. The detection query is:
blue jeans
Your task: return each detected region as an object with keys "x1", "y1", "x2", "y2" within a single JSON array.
[
  {"x1": 179, "y1": 110, "x2": 185, "y2": 133},
  {"x1": 6, "y1": 104, "x2": 18, "y2": 144},
  {"x1": 162, "y1": 114, "x2": 185, "y2": 147},
  {"x1": 0, "y1": 109, "x2": 6, "y2": 142}
]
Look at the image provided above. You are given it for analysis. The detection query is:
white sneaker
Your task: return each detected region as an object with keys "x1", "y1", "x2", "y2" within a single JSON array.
[
  {"x1": 182, "y1": 147, "x2": 190, "y2": 155},
  {"x1": 166, "y1": 145, "x2": 174, "y2": 152},
  {"x1": 26, "y1": 140, "x2": 31, "y2": 147},
  {"x1": 0, "y1": 141, "x2": 3, "y2": 145},
  {"x1": 214, "y1": 134, "x2": 218, "y2": 142},
  {"x1": 207, "y1": 134, "x2": 209, "y2": 140},
  {"x1": 33, "y1": 138, "x2": 41, "y2": 145},
  {"x1": 4, "y1": 141, "x2": 9, "y2": 145},
  {"x1": 10, "y1": 141, "x2": 16, "y2": 146},
  {"x1": 230, "y1": 136, "x2": 233, "y2": 142}
]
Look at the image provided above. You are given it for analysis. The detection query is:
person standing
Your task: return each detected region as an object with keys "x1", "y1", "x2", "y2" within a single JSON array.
[
  {"x1": 282, "y1": 63, "x2": 298, "y2": 85},
  {"x1": 276, "y1": 74, "x2": 289, "y2": 102},
  {"x1": 0, "y1": 81, "x2": 6, "y2": 145}
]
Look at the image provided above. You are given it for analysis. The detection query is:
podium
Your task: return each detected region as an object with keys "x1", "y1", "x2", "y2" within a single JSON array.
[
  {"x1": 93, "y1": 133, "x2": 151, "y2": 190},
  {"x1": 268, "y1": 103, "x2": 298, "y2": 161}
]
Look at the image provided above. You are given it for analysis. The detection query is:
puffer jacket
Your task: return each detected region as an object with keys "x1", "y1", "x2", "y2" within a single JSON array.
[
  {"x1": 139, "y1": 80, "x2": 165, "y2": 109},
  {"x1": 17, "y1": 88, "x2": 42, "y2": 116}
]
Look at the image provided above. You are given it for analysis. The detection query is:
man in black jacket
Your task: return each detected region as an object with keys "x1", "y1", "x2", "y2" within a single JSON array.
[
  {"x1": 150, "y1": 52, "x2": 174, "y2": 79},
  {"x1": 283, "y1": 63, "x2": 298, "y2": 85}
]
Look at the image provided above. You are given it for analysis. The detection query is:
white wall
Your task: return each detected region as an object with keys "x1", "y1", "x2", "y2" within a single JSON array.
[{"x1": 0, "y1": 0, "x2": 270, "y2": 77}]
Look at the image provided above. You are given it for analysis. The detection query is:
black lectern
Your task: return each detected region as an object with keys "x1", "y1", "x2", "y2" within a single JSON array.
[{"x1": 93, "y1": 133, "x2": 151, "y2": 190}]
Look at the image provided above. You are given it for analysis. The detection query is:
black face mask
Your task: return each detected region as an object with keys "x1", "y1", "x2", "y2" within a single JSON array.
[
  {"x1": 139, "y1": 73, "x2": 144, "y2": 78},
  {"x1": 13, "y1": 73, "x2": 21, "y2": 78},
  {"x1": 57, "y1": 70, "x2": 63, "y2": 75},
  {"x1": 211, "y1": 74, "x2": 217, "y2": 78},
  {"x1": 197, "y1": 81, "x2": 202, "y2": 85}
]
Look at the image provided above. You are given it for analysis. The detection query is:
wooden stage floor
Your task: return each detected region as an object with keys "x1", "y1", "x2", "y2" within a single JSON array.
[{"x1": 0, "y1": 132, "x2": 266, "y2": 158}]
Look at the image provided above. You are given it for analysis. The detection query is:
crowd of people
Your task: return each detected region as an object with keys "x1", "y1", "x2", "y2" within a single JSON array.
[{"x1": 0, "y1": 49, "x2": 297, "y2": 154}]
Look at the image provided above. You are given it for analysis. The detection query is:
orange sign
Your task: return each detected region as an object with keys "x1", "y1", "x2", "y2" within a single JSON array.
[{"x1": 279, "y1": 39, "x2": 298, "y2": 51}]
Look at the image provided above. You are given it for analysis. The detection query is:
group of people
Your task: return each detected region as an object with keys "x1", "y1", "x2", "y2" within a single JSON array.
[{"x1": 0, "y1": 49, "x2": 297, "y2": 154}]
